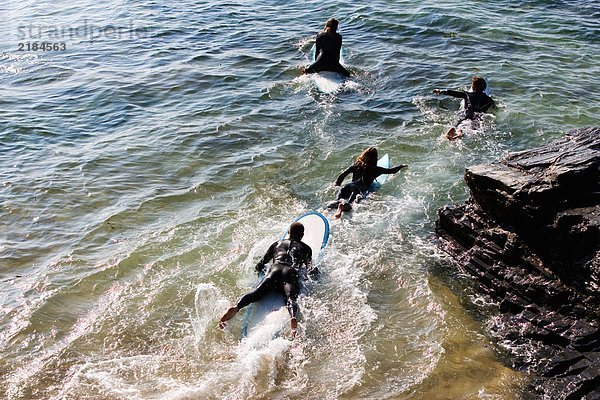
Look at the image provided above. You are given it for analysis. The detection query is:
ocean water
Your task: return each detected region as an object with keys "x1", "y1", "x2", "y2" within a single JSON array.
[{"x1": 1, "y1": 0, "x2": 598, "y2": 399}]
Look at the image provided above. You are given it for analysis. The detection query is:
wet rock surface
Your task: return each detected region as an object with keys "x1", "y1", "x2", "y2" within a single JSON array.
[{"x1": 436, "y1": 127, "x2": 600, "y2": 399}]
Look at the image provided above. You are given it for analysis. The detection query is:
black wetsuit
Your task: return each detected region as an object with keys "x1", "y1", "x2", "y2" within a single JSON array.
[
  {"x1": 236, "y1": 239, "x2": 313, "y2": 319},
  {"x1": 305, "y1": 31, "x2": 350, "y2": 77},
  {"x1": 330, "y1": 164, "x2": 404, "y2": 210},
  {"x1": 440, "y1": 90, "x2": 495, "y2": 126}
]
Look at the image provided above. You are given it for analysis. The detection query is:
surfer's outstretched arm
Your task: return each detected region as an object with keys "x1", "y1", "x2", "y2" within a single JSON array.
[
  {"x1": 374, "y1": 164, "x2": 406, "y2": 176},
  {"x1": 432, "y1": 89, "x2": 467, "y2": 100}
]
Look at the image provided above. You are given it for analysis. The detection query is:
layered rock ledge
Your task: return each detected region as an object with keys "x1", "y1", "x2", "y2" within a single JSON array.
[{"x1": 436, "y1": 127, "x2": 600, "y2": 399}]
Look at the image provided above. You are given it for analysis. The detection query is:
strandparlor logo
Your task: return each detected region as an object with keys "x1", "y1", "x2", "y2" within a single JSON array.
[
  {"x1": 16, "y1": 19, "x2": 149, "y2": 52},
  {"x1": 18, "y1": 19, "x2": 149, "y2": 41}
]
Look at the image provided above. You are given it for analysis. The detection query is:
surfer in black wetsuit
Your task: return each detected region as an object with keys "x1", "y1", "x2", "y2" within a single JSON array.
[
  {"x1": 327, "y1": 147, "x2": 407, "y2": 218},
  {"x1": 433, "y1": 76, "x2": 495, "y2": 140},
  {"x1": 219, "y1": 222, "x2": 313, "y2": 337},
  {"x1": 302, "y1": 17, "x2": 351, "y2": 77}
]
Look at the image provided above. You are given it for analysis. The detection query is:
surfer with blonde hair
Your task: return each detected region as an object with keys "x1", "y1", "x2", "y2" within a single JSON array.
[
  {"x1": 328, "y1": 147, "x2": 407, "y2": 218},
  {"x1": 327, "y1": 147, "x2": 408, "y2": 218}
]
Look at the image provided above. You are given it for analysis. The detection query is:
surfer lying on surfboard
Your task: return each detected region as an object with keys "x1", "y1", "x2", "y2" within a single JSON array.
[
  {"x1": 432, "y1": 76, "x2": 495, "y2": 140},
  {"x1": 301, "y1": 17, "x2": 350, "y2": 77},
  {"x1": 219, "y1": 222, "x2": 315, "y2": 337},
  {"x1": 327, "y1": 147, "x2": 407, "y2": 218}
]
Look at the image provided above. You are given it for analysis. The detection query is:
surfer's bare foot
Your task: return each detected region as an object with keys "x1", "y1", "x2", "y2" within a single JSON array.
[
  {"x1": 290, "y1": 317, "x2": 298, "y2": 338},
  {"x1": 218, "y1": 306, "x2": 238, "y2": 329},
  {"x1": 445, "y1": 127, "x2": 462, "y2": 140},
  {"x1": 334, "y1": 203, "x2": 344, "y2": 219}
]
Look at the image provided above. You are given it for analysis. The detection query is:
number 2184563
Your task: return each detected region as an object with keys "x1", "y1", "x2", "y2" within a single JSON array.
[{"x1": 18, "y1": 42, "x2": 67, "y2": 51}]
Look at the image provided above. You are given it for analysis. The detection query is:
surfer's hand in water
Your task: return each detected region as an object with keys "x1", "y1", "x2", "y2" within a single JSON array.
[
  {"x1": 218, "y1": 306, "x2": 238, "y2": 329},
  {"x1": 432, "y1": 89, "x2": 441, "y2": 94}
]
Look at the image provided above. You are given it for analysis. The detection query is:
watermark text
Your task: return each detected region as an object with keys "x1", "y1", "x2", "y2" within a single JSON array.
[{"x1": 17, "y1": 19, "x2": 149, "y2": 42}]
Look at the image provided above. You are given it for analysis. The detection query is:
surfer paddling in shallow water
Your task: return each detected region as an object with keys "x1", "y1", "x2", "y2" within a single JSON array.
[
  {"x1": 301, "y1": 17, "x2": 351, "y2": 77},
  {"x1": 432, "y1": 76, "x2": 495, "y2": 140},
  {"x1": 219, "y1": 222, "x2": 315, "y2": 337},
  {"x1": 328, "y1": 147, "x2": 407, "y2": 218}
]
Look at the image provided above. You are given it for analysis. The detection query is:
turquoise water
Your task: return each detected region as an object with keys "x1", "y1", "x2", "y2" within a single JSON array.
[{"x1": 1, "y1": 0, "x2": 598, "y2": 398}]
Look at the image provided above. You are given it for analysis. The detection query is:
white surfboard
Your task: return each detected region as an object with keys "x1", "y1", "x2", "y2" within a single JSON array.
[
  {"x1": 309, "y1": 45, "x2": 347, "y2": 94},
  {"x1": 369, "y1": 153, "x2": 391, "y2": 191},
  {"x1": 312, "y1": 71, "x2": 346, "y2": 93},
  {"x1": 241, "y1": 212, "x2": 330, "y2": 337}
]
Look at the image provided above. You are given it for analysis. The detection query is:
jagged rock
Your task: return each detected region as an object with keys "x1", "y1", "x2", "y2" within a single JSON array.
[{"x1": 436, "y1": 127, "x2": 600, "y2": 399}]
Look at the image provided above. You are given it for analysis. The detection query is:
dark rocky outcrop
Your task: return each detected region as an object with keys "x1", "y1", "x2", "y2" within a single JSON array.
[{"x1": 436, "y1": 127, "x2": 600, "y2": 399}]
